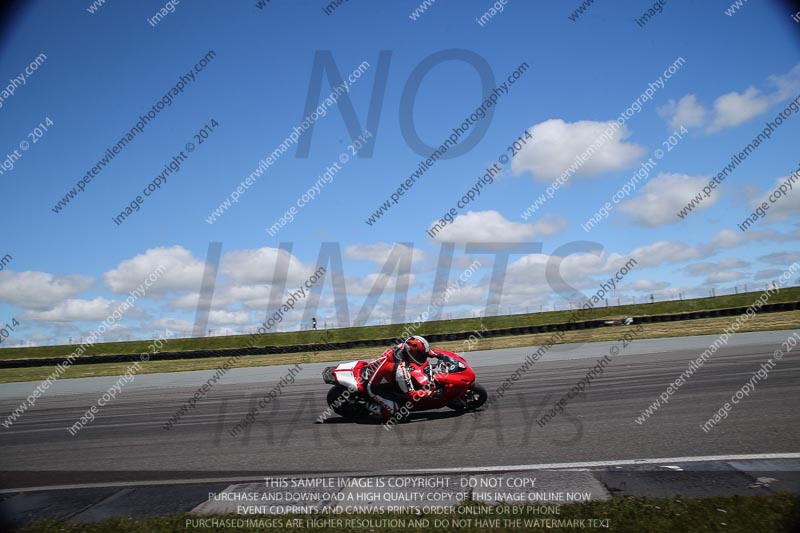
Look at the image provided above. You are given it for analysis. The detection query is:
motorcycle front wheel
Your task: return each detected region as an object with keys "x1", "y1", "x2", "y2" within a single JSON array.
[{"x1": 448, "y1": 383, "x2": 487, "y2": 412}]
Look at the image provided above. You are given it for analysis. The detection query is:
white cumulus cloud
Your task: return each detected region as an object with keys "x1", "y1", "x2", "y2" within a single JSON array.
[
  {"x1": 618, "y1": 173, "x2": 718, "y2": 226},
  {"x1": 105, "y1": 246, "x2": 202, "y2": 295},
  {"x1": 748, "y1": 175, "x2": 800, "y2": 220},
  {"x1": 344, "y1": 243, "x2": 423, "y2": 265},
  {"x1": 705, "y1": 270, "x2": 744, "y2": 284},
  {"x1": 0, "y1": 271, "x2": 94, "y2": 310},
  {"x1": 431, "y1": 210, "x2": 566, "y2": 243},
  {"x1": 512, "y1": 119, "x2": 646, "y2": 181},
  {"x1": 208, "y1": 309, "x2": 250, "y2": 325},
  {"x1": 22, "y1": 297, "x2": 117, "y2": 322},
  {"x1": 659, "y1": 63, "x2": 800, "y2": 134},
  {"x1": 686, "y1": 258, "x2": 748, "y2": 276},
  {"x1": 657, "y1": 94, "x2": 707, "y2": 130},
  {"x1": 221, "y1": 247, "x2": 309, "y2": 286},
  {"x1": 707, "y1": 87, "x2": 770, "y2": 133}
]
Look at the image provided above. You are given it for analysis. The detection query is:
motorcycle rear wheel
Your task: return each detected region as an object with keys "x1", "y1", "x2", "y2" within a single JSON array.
[
  {"x1": 326, "y1": 385, "x2": 369, "y2": 418},
  {"x1": 327, "y1": 385, "x2": 353, "y2": 417}
]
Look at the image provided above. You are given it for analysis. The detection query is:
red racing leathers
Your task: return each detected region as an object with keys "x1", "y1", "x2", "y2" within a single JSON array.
[{"x1": 364, "y1": 344, "x2": 443, "y2": 421}]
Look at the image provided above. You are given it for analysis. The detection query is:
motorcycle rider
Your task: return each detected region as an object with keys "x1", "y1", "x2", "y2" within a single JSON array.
[{"x1": 364, "y1": 335, "x2": 444, "y2": 422}]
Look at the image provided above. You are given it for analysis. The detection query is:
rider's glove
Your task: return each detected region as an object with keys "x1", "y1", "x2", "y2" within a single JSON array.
[{"x1": 408, "y1": 389, "x2": 435, "y2": 402}]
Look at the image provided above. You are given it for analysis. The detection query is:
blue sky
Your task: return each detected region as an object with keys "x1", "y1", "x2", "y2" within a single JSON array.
[{"x1": 0, "y1": 0, "x2": 798, "y2": 346}]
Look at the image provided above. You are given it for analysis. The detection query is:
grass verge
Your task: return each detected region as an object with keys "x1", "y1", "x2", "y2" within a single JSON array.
[
  {"x1": 1, "y1": 311, "x2": 797, "y2": 384},
  {"x1": 20, "y1": 494, "x2": 800, "y2": 532}
]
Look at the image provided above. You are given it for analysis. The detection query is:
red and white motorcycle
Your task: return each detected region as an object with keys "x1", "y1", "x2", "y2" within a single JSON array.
[{"x1": 321, "y1": 350, "x2": 487, "y2": 419}]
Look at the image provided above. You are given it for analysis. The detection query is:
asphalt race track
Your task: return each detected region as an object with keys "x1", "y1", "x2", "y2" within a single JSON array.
[{"x1": 1, "y1": 330, "x2": 798, "y2": 489}]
